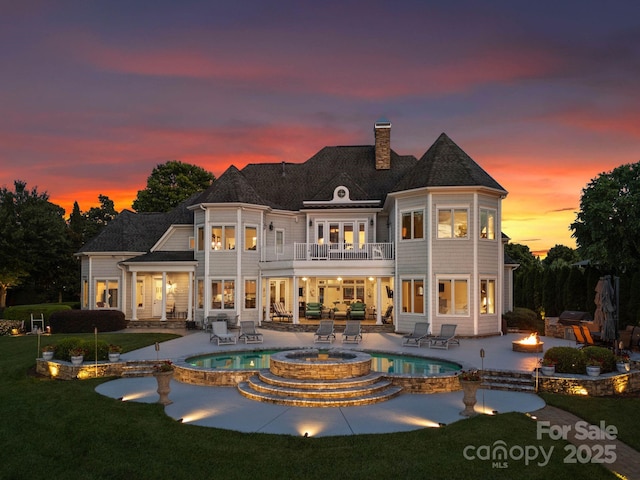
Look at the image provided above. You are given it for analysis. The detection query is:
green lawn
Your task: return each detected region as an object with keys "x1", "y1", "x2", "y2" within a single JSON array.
[{"x1": 0, "y1": 333, "x2": 629, "y2": 479}]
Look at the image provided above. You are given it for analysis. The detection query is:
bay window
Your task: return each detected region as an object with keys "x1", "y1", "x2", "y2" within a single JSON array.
[
  {"x1": 437, "y1": 278, "x2": 468, "y2": 315},
  {"x1": 437, "y1": 208, "x2": 468, "y2": 239},
  {"x1": 480, "y1": 279, "x2": 496, "y2": 314},
  {"x1": 212, "y1": 226, "x2": 235, "y2": 250},
  {"x1": 401, "y1": 278, "x2": 425, "y2": 314}
]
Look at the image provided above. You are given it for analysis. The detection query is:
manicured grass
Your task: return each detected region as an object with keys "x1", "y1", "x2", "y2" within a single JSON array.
[{"x1": 0, "y1": 334, "x2": 621, "y2": 479}]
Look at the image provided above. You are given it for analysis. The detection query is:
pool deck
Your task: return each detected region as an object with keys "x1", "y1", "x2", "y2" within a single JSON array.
[{"x1": 96, "y1": 330, "x2": 581, "y2": 437}]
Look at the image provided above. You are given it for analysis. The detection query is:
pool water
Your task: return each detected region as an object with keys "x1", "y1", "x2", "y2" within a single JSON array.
[{"x1": 186, "y1": 350, "x2": 461, "y2": 375}]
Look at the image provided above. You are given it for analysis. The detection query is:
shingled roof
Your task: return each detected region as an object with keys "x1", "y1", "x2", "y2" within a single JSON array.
[{"x1": 392, "y1": 133, "x2": 506, "y2": 193}]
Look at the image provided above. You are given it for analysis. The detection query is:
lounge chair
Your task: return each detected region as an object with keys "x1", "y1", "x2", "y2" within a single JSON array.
[
  {"x1": 402, "y1": 322, "x2": 430, "y2": 347},
  {"x1": 429, "y1": 324, "x2": 460, "y2": 349},
  {"x1": 238, "y1": 321, "x2": 263, "y2": 344},
  {"x1": 305, "y1": 302, "x2": 323, "y2": 319},
  {"x1": 272, "y1": 302, "x2": 293, "y2": 322},
  {"x1": 314, "y1": 320, "x2": 335, "y2": 343},
  {"x1": 381, "y1": 305, "x2": 393, "y2": 324},
  {"x1": 580, "y1": 325, "x2": 604, "y2": 346},
  {"x1": 203, "y1": 316, "x2": 216, "y2": 332},
  {"x1": 210, "y1": 321, "x2": 237, "y2": 345},
  {"x1": 342, "y1": 320, "x2": 362, "y2": 344},
  {"x1": 348, "y1": 302, "x2": 366, "y2": 320},
  {"x1": 571, "y1": 325, "x2": 586, "y2": 346}
]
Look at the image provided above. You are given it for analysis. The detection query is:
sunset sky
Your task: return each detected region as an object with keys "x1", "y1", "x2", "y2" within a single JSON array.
[{"x1": 1, "y1": 1, "x2": 639, "y2": 256}]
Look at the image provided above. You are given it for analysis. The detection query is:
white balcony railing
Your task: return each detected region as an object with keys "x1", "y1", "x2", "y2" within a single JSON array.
[{"x1": 261, "y1": 243, "x2": 394, "y2": 262}]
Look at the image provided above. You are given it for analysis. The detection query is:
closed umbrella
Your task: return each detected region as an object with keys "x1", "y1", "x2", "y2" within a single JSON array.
[
  {"x1": 600, "y1": 275, "x2": 617, "y2": 343},
  {"x1": 593, "y1": 279, "x2": 604, "y2": 334}
]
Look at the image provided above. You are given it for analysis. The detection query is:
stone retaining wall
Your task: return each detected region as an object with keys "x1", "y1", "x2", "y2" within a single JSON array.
[{"x1": 538, "y1": 370, "x2": 640, "y2": 396}]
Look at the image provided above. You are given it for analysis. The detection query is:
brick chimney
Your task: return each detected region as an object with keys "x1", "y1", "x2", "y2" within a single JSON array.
[{"x1": 374, "y1": 119, "x2": 391, "y2": 170}]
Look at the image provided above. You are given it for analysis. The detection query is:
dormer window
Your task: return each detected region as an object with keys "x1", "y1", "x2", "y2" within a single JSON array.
[{"x1": 333, "y1": 186, "x2": 350, "y2": 201}]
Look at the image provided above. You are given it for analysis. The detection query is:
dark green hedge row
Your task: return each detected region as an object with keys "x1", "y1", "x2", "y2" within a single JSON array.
[
  {"x1": 503, "y1": 307, "x2": 542, "y2": 332},
  {"x1": 543, "y1": 346, "x2": 616, "y2": 373},
  {"x1": 42, "y1": 337, "x2": 111, "y2": 361},
  {"x1": 3, "y1": 303, "x2": 72, "y2": 322},
  {"x1": 49, "y1": 310, "x2": 127, "y2": 333}
]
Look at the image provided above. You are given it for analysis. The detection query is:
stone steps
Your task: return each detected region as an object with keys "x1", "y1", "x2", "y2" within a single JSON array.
[
  {"x1": 480, "y1": 368, "x2": 536, "y2": 393},
  {"x1": 121, "y1": 361, "x2": 156, "y2": 377},
  {"x1": 238, "y1": 378, "x2": 403, "y2": 407},
  {"x1": 258, "y1": 370, "x2": 383, "y2": 390}
]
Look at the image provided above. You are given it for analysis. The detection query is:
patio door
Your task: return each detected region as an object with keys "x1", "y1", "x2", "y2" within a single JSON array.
[{"x1": 152, "y1": 278, "x2": 163, "y2": 317}]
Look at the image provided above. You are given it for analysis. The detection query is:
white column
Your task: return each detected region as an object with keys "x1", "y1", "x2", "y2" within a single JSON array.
[
  {"x1": 161, "y1": 272, "x2": 167, "y2": 321},
  {"x1": 187, "y1": 271, "x2": 193, "y2": 321},
  {"x1": 292, "y1": 276, "x2": 299, "y2": 324},
  {"x1": 376, "y1": 277, "x2": 382, "y2": 325},
  {"x1": 131, "y1": 271, "x2": 138, "y2": 321}
]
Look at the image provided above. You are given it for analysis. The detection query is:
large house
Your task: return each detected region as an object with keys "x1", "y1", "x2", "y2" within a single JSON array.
[{"x1": 77, "y1": 120, "x2": 516, "y2": 336}]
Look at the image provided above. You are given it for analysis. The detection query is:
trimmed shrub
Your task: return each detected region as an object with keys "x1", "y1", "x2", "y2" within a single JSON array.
[
  {"x1": 582, "y1": 346, "x2": 616, "y2": 373},
  {"x1": 49, "y1": 310, "x2": 127, "y2": 333},
  {"x1": 3, "y1": 303, "x2": 72, "y2": 322},
  {"x1": 503, "y1": 307, "x2": 541, "y2": 332},
  {"x1": 543, "y1": 346, "x2": 585, "y2": 374}
]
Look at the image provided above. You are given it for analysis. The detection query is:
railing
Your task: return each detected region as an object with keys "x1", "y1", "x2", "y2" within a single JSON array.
[{"x1": 261, "y1": 243, "x2": 394, "y2": 262}]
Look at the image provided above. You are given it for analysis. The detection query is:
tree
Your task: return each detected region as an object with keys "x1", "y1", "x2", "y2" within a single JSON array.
[
  {"x1": 132, "y1": 160, "x2": 215, "y2": 213},
  {"x1": 504, "y1": 243, "x2": 539, "y2": 269},
  {"x1": 0, "y1": 181, "x2": 72, "y2": 306},
  {"x1": 571, "y1": 162, "x2": 640, "y2": 272},
  {"x1": 542, "y1": 244, "x2": 579, "y2": 268},
  {"x1": 82, "y1": 195, "x2": 118, "y2": 243}
]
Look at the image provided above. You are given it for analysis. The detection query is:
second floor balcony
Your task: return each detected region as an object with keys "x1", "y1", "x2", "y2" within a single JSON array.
[{"x1": 262, "y1": 242, "x2": 394, "y2": 263}]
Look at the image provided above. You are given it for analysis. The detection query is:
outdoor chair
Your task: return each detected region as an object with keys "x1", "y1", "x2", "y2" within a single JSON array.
[
  {"x1": 210, "y1": 321, "x2": 237, "y2": 345},
  {"x1": 272, "y1": 302, "x2": 293, "y2": 322},
  {"x1": 238, "y1": 321, "x2": 263, "y2": 344},
  {"x1": 203, "y1": 316, "x2": 217, "y2": 332},
  {"x1": 571, "y1": 325, "x2": 586, "y2": 346},
  {"x1": 402, "y1": 322, "x2": 430, "y2": 347},
  {"x1": 305, "y1": 302, "x2": 323, "y2": 319},
  {"x1": 332, "y1": 304, "x2": 348, "y2": 319},
  {"x1": 381, "y1": 305, "x2": 393, "y2": 324},
  {"x1": 314, "y1": 320, "x2": 336, "y2": 343},
  {"x1": 580, "y1": 325, "x2": 604, "y2": 346},
  {"x1": 342, "y1": 320, "x2": 362, "y2": 344},
  {"x1": 429, "y1": 324, "x2": 460, "y2": 349},
  {"x1": 348, "y1": 302, "x2": 366, "y2": 320}
]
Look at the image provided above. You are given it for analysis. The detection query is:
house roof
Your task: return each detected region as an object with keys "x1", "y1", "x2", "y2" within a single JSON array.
[
  {"x1": 392, "y1": 133, "x2": 507, "y2": 193},
  {"x1": 121, "y1": 251, "x2": 196, "y2": 263}
]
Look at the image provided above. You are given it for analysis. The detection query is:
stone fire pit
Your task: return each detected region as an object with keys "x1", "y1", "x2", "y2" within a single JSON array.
[{"x1": 512, "y1": 333, "x2": 544, "y2": 353}]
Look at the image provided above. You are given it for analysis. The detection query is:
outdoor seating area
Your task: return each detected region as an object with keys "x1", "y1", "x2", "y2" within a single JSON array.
[
  {"x1": 314, "y1": 320, "x2": 336, "y2": 343},
  {"x1": 210, "y1": 321, "x2": 237, "y2": 345},
  {"x1": 272, "y1": 302, "x2": 293, "y2": 322},
  {"x1": 402, "y1": 322, "x2": 430, "y2": 347},
  {"x1": 428, "y1": 324, "x2": 459, "y2": 350},
  {"x1": 342, "y1": 320, "x2": 362, "y2": 344},
  {"x1": 238, "y1": 321, "x2": 263, "y2": 344}
]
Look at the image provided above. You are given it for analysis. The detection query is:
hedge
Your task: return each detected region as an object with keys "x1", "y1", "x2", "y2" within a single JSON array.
[
  {"x1": 49, "y1": 310, "x2": 127, "y2": 333},
  {"x1": 503, "y1": 307, "x2": 541, "y2": 332},
  {"x1": 3, "y1": 303, "x2": 72, "y2": 322},
  {"x1": 543, "y1": 345, "x2": 616, "y2": 374}
]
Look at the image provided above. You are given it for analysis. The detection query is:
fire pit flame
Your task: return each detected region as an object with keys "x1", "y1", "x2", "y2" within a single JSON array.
[{"x1": 512, "y1": 332, "x2": 543, "y2": 353}]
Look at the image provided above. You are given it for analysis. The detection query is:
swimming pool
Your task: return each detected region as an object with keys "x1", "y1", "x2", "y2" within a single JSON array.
[{"x1": 186, "y1": 349, "x2": 461, "y2": 375}]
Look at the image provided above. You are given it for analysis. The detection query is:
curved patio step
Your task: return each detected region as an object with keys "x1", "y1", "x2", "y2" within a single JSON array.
[
  {"x1": 258, "y1": 370, "x2": 384, "y2": 390},
  {"x1": 238, "y1": 381, "x2": 403, "y2": 407},
  {"x1": 245, "y1": 375, "x2": 394, "y2": 400},
  {"x1": 481, "y1": 369, "x2": 536, "y2": 392}
]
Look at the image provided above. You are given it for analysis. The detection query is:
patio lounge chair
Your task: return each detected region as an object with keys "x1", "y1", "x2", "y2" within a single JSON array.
[
  {"x1": 348, "y1": 302, "x2": 366, "y2": 320},
  {"x1": 342, "y1": 320, "x2": 362, "y2": 344},
  {"x1": 314, "y1": 320, "x2": 335, "y2": 343},
  {"x1": 402, "y1": 322, "x2": 430, "y2": 347},
  {"x1": 272, "y1": 302, "x2": 293, "y2": 322},
  {"x1": 429, "y1": 324, "x2": 460, "y2": 349},
  {"x1": 381, "y1": 305, "x2": 393, "y2": 324},
  {"x1": 571, "y1": 325, "x2": 586, "y2": 346},
  {"x1": 580, "y1": 325, "x2": 604, "y2": 346},
  {"x1": 210, "y1": 321, "x2": 237, "y2": 345},
  {"x1": 203, "y1": 316, "x2": 216, "y2": 332},
  {"x1": 238, "y1": 321, "x2": 263, "y2": 344}
]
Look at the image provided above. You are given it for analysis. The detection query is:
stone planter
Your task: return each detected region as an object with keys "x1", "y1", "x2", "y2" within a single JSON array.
[
  {"x1": 540, "y1": 365, "x2": 555, "y2": 376},
  {"x1": 586, "y1": 365, "x2": 601, "y2": 377},
  {"x1": 42, "y1": 351, "x2": 54, "y2": 361},
  {"x1": 70, "y1": 355, "x2": 84, "y2": 366},
  {"x1": 108, "y1": 353, "x2": 121, "y2": 362},
  {"x1": 154, "y1": 371, "x2": 174, "y2": 405},
  {"x1": 459, "y1": 380, "x2": 480, "y2": 417},
  {"x1": 616, "y1": 362, "x2": 630, "y2": 373}
]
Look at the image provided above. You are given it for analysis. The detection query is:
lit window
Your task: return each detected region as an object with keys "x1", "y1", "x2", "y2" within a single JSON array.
[
  {"x1": 95, "y1": 279, "x2": 119, "y2": 308},
  {"x1": 480, "y1": 279, "x2": 495, "y2": 314},
  {"x1": 212, "y1": 226, "x2": 235, "y2": 250},
  {"x1": 197, "y1": 226, "x2": 204, "y2": 251},
  {"x1": 211, "y1": 279, "x2": 235, "y2": 310},
  {"x1": 401, "y1": 279, "x2": 425, "y2": 313},
  {"x1": 437, "y1": 278, "x2": 468, "y2": 315},
  {"x1": 245, "y1": 226, "x2": 257, "y2": 251},
  {"x1": 245, "y1": 279, "x2": 257, "y2": 309},
  {"x1": 197, "y1": 279, "x2": 204, "y2": 309},
  {"x1": 401, "y1": 210, "x2": 424, "y2": 240},
  {"x1": 480, "y1": 209, "x2": 496, "y2": 240},
  {"x1": 437, "y1": 208, "x2": 468, "y2": 239}
]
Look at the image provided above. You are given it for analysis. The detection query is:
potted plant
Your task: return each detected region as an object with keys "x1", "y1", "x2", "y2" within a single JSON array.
[
  {"x1": 457, "y1": 369, "x2": 481, "y2": 417},
  {"x1": 616, "y1": 353, "x2": 631, "y2": 373},
  {"x1": 41, "y1": 345, "x2": 55, "y2": 361},
  {"x1": 153, "y1": 361, "x2": 174, "y2": 405},
  {"x1": 108, "y1": 344, "x2": 122, "y2": 362},
  {"x1": 586, "y1": 359, "x2": 602, "y2": 377},
  {"x1": 539, "y1": 358, "x2": 556, "y2": 376},
  {"x1": 69, "y1": 347, "x2": 86, "y2": 366}
]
